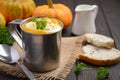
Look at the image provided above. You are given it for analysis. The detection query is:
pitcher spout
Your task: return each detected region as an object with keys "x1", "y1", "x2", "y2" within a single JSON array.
[{"x1": 91, "y1": 5, "x2": 98, "y2": 10}]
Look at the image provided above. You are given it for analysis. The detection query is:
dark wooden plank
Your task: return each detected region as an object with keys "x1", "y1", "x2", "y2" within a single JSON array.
[
  {"x1": 34, "y1": 0, "x2": 46, "y2": 6},
  {"x1": 77, "y1": 60, "x2": 98, "y2": 80},
  {"x1": 97, "y1": 1, "x2": 120, "y2": 80},
  {"x1": 77, "y1": 60, "x2": 120, "y2": 80},
  {"x1": 100, "y1": 0, "x2": 120, "y2": 49},
  {"x1": 66, "y1": 62, "x2": 77, "y2": 80},
  {"x1": 0, "y1": 73, "x2": 28, "y2": 80},
  {"x1": 96, "y1": 0, "x2": 112, "y2": 37}
]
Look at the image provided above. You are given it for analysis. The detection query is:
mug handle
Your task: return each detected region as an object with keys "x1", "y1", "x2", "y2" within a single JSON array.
[{"x1": 8, "y1": 19, "x2": 23, "y2": 48}]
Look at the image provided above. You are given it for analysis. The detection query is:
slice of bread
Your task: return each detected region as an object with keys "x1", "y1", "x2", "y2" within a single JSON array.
[
  {"x1": 84, "y1": 33, "x2": 114, "y2": 49},
  {"x1": 79, "y1": 44, "x2": 120, "y2": 66}
]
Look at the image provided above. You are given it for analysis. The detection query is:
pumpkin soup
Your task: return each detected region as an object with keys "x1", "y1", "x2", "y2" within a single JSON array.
[{"x1": 22, "y1": 17, "x2": 62, "y2": 34}]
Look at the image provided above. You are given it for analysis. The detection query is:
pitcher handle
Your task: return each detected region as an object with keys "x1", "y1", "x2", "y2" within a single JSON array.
[{"x1": 8, "y1": 19, "x2": 23, "y2": 48}]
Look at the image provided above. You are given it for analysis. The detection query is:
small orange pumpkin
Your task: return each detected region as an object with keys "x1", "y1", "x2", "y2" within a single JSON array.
[
  {"x1": 0, "y1": 0, "x2": 36, "y2": 23},
  {"x1": 32, "y1": 0, "x2": 72, "y2": 29},
  {"x1": 0, "y1": 13, "x2": 6, "y2": 26}
]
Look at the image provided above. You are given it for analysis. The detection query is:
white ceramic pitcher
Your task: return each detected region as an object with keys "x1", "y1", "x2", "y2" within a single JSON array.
[{"x1": 72, "y1": 4, "x2": 98, "y2": 35}]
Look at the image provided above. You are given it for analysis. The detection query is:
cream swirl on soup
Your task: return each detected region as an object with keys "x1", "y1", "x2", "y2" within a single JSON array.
[{"x1": 22, "y1": 17, "x2": 62, "y2": 34}]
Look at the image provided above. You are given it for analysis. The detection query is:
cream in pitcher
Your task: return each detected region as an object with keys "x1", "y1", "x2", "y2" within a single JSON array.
[{"x1": 8, "y1": 17, "x2": 63, "y2": 72}]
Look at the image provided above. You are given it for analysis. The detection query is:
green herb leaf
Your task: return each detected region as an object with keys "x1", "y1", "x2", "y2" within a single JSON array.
[
  {"x1": 0, "y1": 24, "x2": 13, "y2": 46},
  {"x1": 97, "y1": 67, "x2": 110, "y2": 80},
  {"x1": 75, "y1": 62, "x2": 87, "y2": 75},
  {"x1": 32, "y1": 17, "x2": 37, "y2": 22},
  {"x1": 32, "y1": 18, "x2": 47, "y2": 30}
]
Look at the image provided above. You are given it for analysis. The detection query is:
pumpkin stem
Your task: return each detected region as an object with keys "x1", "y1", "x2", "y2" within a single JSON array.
[{"x1": 47, "y1": 0, "x2": 54, "y2": 8}]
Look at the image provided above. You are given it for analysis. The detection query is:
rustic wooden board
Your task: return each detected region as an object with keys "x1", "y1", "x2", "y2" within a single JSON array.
[{"x1": 100, "y1": 0, "x2": 120, "y2": 49}]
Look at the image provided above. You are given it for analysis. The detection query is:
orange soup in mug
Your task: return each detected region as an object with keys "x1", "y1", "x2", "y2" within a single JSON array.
[{"x1": 22, "y1": 17, "x2": 62, "y2": 34}]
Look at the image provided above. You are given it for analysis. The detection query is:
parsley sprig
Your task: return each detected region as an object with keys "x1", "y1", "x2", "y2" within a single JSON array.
[
  {"x1": 75, "y1": 62, "x2": 87, "y2": 75},
  {"x1": 0, "y1": 24, "x2": 13, "y2": 45},
  {"x1": 97, "y1": 67, "x2": 110, "y2": 80},
  {"x1": 32, "y1": 17, "x2": 47, "y2": 30},
  {"x1": 75, "y1": 62, "x2": 110, "y2": 80}
]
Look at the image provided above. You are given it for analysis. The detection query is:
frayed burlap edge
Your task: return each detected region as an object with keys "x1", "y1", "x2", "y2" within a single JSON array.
[{"x1": 0, "y1": 36, "x2": 83, "y2": 80}]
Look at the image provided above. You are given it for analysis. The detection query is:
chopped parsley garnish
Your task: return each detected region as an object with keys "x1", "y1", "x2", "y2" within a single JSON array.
[
  {"x1": 32, "y1": 17, "x2": 47, "y2": 30},
  {"x1": 75, "y1": 62, "x2": 87, "y2": 75},
  {"x1": 97, "y1": 67, "x2": 110, "y2": 80},
  {"x1": 75, "y1": 62, "x2": 110, "y2": 80}
]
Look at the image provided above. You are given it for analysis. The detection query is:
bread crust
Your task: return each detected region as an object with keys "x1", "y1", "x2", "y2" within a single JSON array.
[
  {"x1": 77, "y1": 33, "x2": 120, "y2": 66},
  {"x1": 79, "y1": 52, "x2": 120, "y2": 66}
]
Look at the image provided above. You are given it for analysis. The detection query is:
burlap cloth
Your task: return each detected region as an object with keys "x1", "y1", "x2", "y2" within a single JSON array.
[{"x1": 0, "y1": 36, "x2": 84, "y2": 80}]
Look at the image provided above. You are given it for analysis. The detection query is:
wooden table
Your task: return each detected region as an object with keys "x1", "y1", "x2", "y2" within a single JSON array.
[{"x1": 1, "y1": 0, "x2": 120, "y2": 80}]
